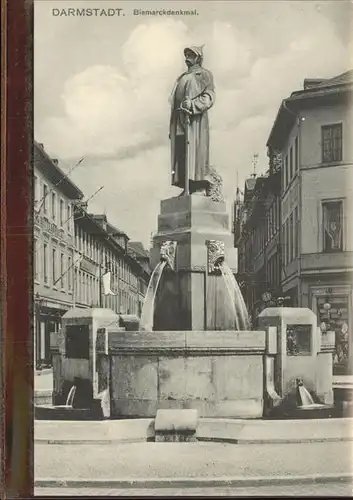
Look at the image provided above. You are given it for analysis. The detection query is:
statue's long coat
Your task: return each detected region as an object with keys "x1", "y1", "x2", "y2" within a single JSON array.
[{"x1": 169, "y1": 65, "x2": 215, "y2": 188}]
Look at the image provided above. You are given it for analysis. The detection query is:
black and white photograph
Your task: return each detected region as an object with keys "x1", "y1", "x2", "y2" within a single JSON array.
[{"x1": 33, "y1": 0, "x2": 353, "y2": 496}]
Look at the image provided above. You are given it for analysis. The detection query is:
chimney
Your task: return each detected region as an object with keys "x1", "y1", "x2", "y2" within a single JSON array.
[
  {"x1": 52, "y1": 158, "x2": 59, "y2": 165},
  {"x1": 303, "y1": 78, "x2": 327, "y2": 90}
]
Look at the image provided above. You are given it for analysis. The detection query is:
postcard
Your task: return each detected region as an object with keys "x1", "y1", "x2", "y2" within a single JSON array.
[{"x1": 4, "y1": 0, "x2": 353, "y2": 496}]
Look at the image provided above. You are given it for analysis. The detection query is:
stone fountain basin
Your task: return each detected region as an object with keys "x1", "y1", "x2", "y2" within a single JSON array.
[
  {"x1": 298, "y1": 404, "x2": 330, "y2": 410},
  {"x1": 279, "y1": 404, "x2": 336, "y2": 420},
  {"x1": 35, "y1": 404, "x2": 101, "y2": 421}
]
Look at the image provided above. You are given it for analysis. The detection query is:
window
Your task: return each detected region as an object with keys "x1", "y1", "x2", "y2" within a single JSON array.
[
  {"x1": 87, "y1": 275, "x2": 91, "y2": 305},
  {"x1": 272, "y1": 203, "x2": 276, "y2": 236},
  {"x1": 295, "y1": 137, "x2": 299, "y2": 171},
  {"x1": 60, "y1": 252, "x2": 65, "y2": 289},
  {"x1": 322, "y1": 124, "x2": 342, "y2": 163},
  {"x1": 285, "y1": 220, "x2": 289, "y2": 265},
  {"x1": 67, "y1": 204, "x2": 72, "y2": 233},
  {"x1": 34, "y1": 238, "x2": 39, "y2": 281},
  {"x1": 317, "y1": 295, "x2": 349, "y2": 375},
  {"x1": 51, "y1": 192, "x2": 56, "y2": 222},
  {"x1": 52, "y1": 248, "x2": 57, "y2": 285},
  {"x1": 84, "y1": 273, "x2": 87, "y2": 304},
  {"x1": 271, "y1": 204, "x2": 275, "y2": 238},
  {"x1": 284, "y1": 155, "x2": 288, "y2": 189},
  {"x1": 292, "y1": 213, "x2": 296, "y2": 261},
  {"x1": 323, "y1": 200, "x2": 343, "y2": 252},
  {"x1": 78, "y1": 270, "x2": 82, "y2": 302},
  {"x1": 68, "y1": 256, "x2": 73, "y2": 291},
  {"x1": 60, "y1": 199, "x2": 64, "y2": 227},
  {"x1": 43, "y1": 184, "x2": 48, "y2": 214},
  {"x1": 293, "y1": 208, "x2": 297, "y2": 260},
  {"x1": 43, "y1": 243, "x2": 48, "y2": 284},
  {"x1": 34, "y1": 175, "x2": 39, "y2": 204},
  {"x1": 289, "y1": 146, "x2": 293, "y2": 181},
  {"x1": 86, "y1": 274, "x2": 89, "y2": 304},
  {"x1": 75, "y1": 269, "x2": 79, "y2": 301},
  {"x1": 288, "y1": 215, "x2": 292, "y2": 263}
]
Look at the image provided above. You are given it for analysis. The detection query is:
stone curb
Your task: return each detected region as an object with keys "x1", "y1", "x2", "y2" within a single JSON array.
[
  {"x1": 35, "y1": 436, "x2": 353, "y2": 445},
  {"x1": 35, "y1": 473, "x2": 353, "y2": 489},
  {"x1": 35, "y1": 418, "x2": 353, "y2": 446}
]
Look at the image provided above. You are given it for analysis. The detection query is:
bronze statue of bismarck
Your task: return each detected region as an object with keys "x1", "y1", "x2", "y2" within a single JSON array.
[{"x1": 169, "y1": 45, "x2": 216, "y2": 196}]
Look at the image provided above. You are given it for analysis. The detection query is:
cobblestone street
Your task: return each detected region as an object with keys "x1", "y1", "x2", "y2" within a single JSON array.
[{"x1": 35, "y1": 441, "x2": 352, "y2": 482}]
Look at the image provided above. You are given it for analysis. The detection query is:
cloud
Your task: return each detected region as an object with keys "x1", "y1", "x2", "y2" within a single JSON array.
[{"x1": 35, "y1": 4, "x2": 350, "y2": 246}]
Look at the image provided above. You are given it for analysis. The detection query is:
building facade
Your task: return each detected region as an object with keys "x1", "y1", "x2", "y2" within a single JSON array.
[
  {"x1": 235, "y1": 168, "x2": 282, "y2": 325},
  {"x1": 73, "y1": 210, "x2": 150, "y2": 318},
  {"x1": 34, "y1": 141, "x2": 84, "y2": 368},
  {"x1": 34, "y1": 142, "x2": 150, "y2": 368},
  {"x1": 267, "y1": 70, "x2": 353, "y2": 375}
]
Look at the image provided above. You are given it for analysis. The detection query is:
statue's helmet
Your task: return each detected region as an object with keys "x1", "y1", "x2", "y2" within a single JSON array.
[{"x1": 184, "y1": 45, "x2": 204, "y2": 62}]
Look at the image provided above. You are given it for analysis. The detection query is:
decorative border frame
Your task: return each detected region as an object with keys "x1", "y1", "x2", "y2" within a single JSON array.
[{"x1": 1, "y1": 0, "x2": 33, "y2": 496}]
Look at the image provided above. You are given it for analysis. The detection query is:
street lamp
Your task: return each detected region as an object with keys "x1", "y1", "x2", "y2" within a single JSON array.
[{"x1": 323, "y1": 301, "x2": 331, "y2": 330}]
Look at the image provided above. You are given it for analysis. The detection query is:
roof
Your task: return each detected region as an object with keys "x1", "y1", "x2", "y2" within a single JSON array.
[
  {"x1": 128, "y1": 241, "x2": 149, "y2": 259},
  {"x1": 310, "y1": 70, "x2": 353, "y2": 89},
  {"x1": 34, "y1": 141, "x2": 84, "y2": 200},
  {"x1": 88, "y1": 214, "x2": 127, "y2": 238},
  {"x1": 107, "y1": 221, "x2": 127, "y2": 238},
  {"x1": 267, "y1": 69, "x2": 353, "y2": 149},
  {"x1": 75, "y1": 210, "x2": 151, "y2": 280},
  {"x1": 289, "y1": 69, "x2": 353, "y2": 99}
]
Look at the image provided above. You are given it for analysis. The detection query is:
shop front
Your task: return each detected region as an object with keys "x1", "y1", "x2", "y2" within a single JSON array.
[
  {"x1": 34, "y1": 295, "x2": 69, "y2": 369},
  {"x1": 310, "y1": 283, "x2": 352, "y2": 376}
]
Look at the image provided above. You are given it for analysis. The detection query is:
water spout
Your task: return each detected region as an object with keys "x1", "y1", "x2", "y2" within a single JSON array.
[
  {"x1": 219, "y1": 263, "x2": 241, "y2": 330},
  {"x1": 66, "y1": 385, "x2": 77, "y2": 407},
  {"x1": 140, "y1": 260, "x2": 167, "y2": 332},
  {"x1": 218, "y1": 261, "x2": 251, "y2": 330},
  {"x1": 296, "y1": 379, "x2": 315, "y2": 406}
]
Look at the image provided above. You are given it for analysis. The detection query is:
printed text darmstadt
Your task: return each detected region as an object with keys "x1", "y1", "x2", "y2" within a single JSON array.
[{"x1": 52, "y1": 8, "x2": 124, "y2": 17}]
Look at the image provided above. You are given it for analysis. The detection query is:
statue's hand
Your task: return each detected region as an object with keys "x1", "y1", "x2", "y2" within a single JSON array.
[{"x1": 182, "y1": 98, "x2": 192, "y2": 110}]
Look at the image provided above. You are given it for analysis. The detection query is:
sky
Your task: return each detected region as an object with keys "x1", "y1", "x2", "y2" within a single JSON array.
[{"x1": 34, "y1": 0, "x2": 353, "y2": 247}]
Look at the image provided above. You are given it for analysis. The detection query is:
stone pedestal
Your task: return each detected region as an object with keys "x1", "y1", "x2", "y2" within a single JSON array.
[
  {"x1": 51, "y1": 308, "x2": 120, "y2": 416},
  {"x1": 150, "y1": 196, "x2": 238, "y2": 331},
  {"x1": 258, "y1": 307, "x2": 334, "y2": 412}
]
